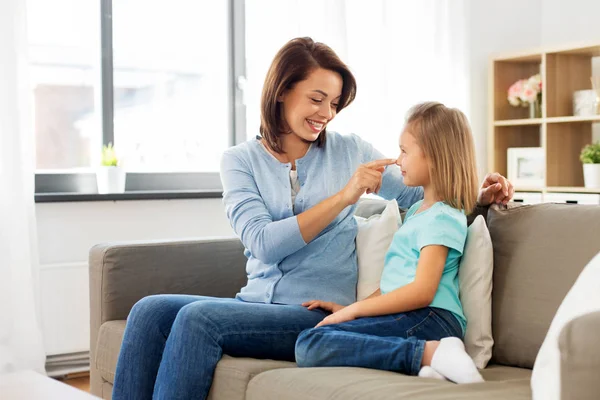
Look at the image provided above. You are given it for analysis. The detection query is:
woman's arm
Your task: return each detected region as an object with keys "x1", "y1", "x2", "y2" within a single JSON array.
[
  {"x1": 352, "y1": 134, "x2": 423, "y2": 209},
  {"x1": 221, "y1": 151, "x2": 395, "y2": 264},
  {"x1": 297, "y1": 159, "x2": 396, "y2": 242}
]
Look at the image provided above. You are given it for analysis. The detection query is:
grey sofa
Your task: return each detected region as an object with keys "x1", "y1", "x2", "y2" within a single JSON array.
[{"x1": 89, "y1": 202, "x2": 600, "y2": 399}]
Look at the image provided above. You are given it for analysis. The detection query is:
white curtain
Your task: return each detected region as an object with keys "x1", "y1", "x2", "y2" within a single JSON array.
[
  {"x1": 0, "y1": 0, "x2": 46, "y2": 375},
  {"x1": 245, "y1": 0, "x2": 469, "y2": 157}
]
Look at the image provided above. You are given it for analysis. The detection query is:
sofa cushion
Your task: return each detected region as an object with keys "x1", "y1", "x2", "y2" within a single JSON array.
[
  {"x1": 95, "y1": 321, "x2": 125, "y2": 383},
  {"x1": 246, "y1": 365, "x2": 532, "y2": 400},
  {"x1": 487, "y1": 203, "x2": 600, "y2": 368},
  {"x1": 95, "y1": 320, "x2": 296, "y2": 399}
]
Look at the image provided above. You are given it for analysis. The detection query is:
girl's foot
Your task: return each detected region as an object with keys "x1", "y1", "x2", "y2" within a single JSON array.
[
  {"x1": 430, "y1": 337, "x2": 484, "y2": 384},
  {"x1": 418, "y1": 366, "x2": 446, "y2": 381}
]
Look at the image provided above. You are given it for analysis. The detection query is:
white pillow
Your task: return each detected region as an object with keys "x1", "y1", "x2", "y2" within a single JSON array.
[
  {"x1": 531, "y1": 251, "x2": 600, "y2": 400},
  {"x1": 355, "y1": 200, "x2": 401, "y2": 301},
  {"x1": 458, "y1": 215, "x2": 494, "y2": 369}
]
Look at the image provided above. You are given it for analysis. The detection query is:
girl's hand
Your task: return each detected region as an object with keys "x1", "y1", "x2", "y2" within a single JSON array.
[
  {"x1": 339, "y1": 159, "x2": 397, "y2": 206},
  {"x1": 302, "y1": 300, "x2": 345, "y2": 313},
  {"x1": 316, "y1": 306, "x2": 358, "y2": 327}
]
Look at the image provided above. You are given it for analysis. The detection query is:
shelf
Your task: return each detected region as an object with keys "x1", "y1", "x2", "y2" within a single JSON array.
[
  {"x1": 494, "y1": 118, "x2": 543, "y2": 126},
  {"x1": 490, "y1": 42, "x2": 600, "y2": 195},
  {"x1": 513, "y1": 187, "x2": 600, "y2": 194},
  {"x1": 546, "y1": 115, "x2": 600, "y2": 124},
  {"x1": 546, "y1": 186, "x2": 600, "y2": 194},
  {"x1": 513, "y1": 187, "x2": 544, "y2": 192},
  {"x1": 494, "y1": 116, "x2": 600, "y2": 126}
]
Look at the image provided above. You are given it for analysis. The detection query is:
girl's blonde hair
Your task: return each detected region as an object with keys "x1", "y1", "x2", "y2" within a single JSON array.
[{"x1": 405, "y1": 102, "x2": 479, "y2": 214}]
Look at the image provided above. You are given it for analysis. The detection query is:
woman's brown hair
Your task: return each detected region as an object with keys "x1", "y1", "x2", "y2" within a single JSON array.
[
  {"x1": 260, "y1": 37, "x2": 357, "y2": 153},
  {"x1": 405, "y1": 102, "x2": 479, "y2": 214}
]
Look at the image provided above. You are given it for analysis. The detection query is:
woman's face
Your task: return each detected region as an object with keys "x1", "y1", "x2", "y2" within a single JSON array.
[
  {"x1": 279, "y1": 68, "x2": 343, "y2": 142},
  {"x1": 396, "y1": 130, "x2": 430, "y2": 187}
]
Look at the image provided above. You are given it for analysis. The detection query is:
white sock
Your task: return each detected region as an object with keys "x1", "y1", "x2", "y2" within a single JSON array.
[
  {"x1": 430, "y1": 337, "x2": 484, "y2": 384},
  {"x1": 418, "y1": 366, "x2": 446, "y2": 381}
]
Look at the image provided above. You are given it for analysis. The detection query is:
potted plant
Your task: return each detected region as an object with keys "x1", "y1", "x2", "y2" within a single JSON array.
[
  {"x1": 580, "y1": 142, "x2": 600, "y2": 188},
  {"x1": 96, "y1": 143, "x2": 126, "y2": 194}
]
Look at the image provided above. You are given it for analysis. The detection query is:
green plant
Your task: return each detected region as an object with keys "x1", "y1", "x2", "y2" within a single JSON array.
[
  {"x1": 101, "y1": 143, "x2": 119, "y2": 166},
  {"x1": 580, "y1": 142, "x2": 600, "y2": 164}
]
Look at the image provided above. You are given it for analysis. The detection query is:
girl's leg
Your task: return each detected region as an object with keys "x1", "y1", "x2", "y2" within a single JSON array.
[
  {"x1": 112, "y1": 294, "x2": 226, "y2": 400},
  {"x1": 153, "y1": 300, "x2": 327, "y2": 400},
  {"x1": 295, "y1": 307, "x2": 462, "y2": 376}
]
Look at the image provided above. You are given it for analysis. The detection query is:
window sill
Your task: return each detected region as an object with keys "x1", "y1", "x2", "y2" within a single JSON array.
[{"x1": 35, "y1": 189, "x2": 223, "y2": 203}]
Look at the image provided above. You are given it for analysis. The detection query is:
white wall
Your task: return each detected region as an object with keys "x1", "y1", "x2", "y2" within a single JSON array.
[
  {"x1": 541, "y1": 0, "x2": 600, "y2": 46},
  {"x1": 467, "y1": 0, "x2": 542, "y2": 178},
  {"x1": 36, "y1": 198, "x2": 233, "y2": 355},
  {"x1": 467, "y1": 0, "x2": 600, "y2": 177}
]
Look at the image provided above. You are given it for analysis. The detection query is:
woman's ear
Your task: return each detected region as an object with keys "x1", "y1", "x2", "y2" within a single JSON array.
[{"x1": 277, "y1": 89, "x2": 288, "y2": 103}]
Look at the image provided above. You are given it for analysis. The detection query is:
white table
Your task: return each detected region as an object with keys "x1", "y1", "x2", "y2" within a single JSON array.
[{"x1": 0, "y1": 370, "x2": 100, "y2": 400}]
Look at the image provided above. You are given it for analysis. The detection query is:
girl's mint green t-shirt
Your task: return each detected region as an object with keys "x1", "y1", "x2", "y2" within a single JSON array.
[{"x1": 380, "y1": 200, "x2": 467, "y2": 333}]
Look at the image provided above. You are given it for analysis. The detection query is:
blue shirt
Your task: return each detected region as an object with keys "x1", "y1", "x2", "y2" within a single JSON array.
[
  {"x1": 220, "y1": 131, "x2": 423, "y2": 306},
  {"x1": 380, "y1": 200, "x2": 467, "y2": 333}
]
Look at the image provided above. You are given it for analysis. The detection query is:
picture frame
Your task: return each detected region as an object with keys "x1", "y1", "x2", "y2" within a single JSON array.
[{"x1": 507, "y1": 147, "x2": 545, "y2": 188}]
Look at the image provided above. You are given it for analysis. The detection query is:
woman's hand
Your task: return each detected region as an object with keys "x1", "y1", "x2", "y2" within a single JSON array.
[
  {"x1": 339, "y1": 159, "x2": 397, "y2": 206},
  {"x1": 477, "y1": 172, "x2": 515, "y2": 206},
  {"x1": 315, "y1": 306, "x2": 358, "y2": 327},
  {"x1": 302, "y1": 300, "x2": 345, "y2": 313}
]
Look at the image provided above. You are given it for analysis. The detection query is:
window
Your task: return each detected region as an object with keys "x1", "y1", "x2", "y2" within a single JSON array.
[
  {"x1": 28, "y1": 0, "x2": 101, "y2": 170},
  {"x1": 110, "y1": 0, "x2": 231, "y2": 172},
  {"x1": 30, "y1": 0, "x2": 240, "y2": 195}
]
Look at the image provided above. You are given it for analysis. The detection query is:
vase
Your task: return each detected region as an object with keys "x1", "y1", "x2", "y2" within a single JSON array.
[
  {"x1": 529, "y1": 100, "x2": 541, "y2": 119},
  {"x1": 583, "y1": 164, "x2": 600, "y2": 188},
  {"x1": 96, "y1": 166, "x2": 127, "y2": 194}
]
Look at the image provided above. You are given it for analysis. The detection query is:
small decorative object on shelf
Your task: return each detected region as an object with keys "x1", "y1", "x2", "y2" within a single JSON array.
[
  {"x1": 508, "y1": 74, "x2": 542, "y2": 118},
  {"x1": 573, "y1": 89, "x2": 598, "y2": 116},
  {"x1": 580, "y1": 142, "x2": 600, "y2": 189},
  {"x1": 97, "y1": 143, "x2": 126, "y2": 194},
  {"x1": 592, "y1": 76, "x2": 600, "y2": 115},
  {"x1": 507, "y1": 147, "x2": 545, "y2": 188}
]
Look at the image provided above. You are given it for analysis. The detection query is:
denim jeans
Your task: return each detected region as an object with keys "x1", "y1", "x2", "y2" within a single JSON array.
[
  {"x1": 295, "y1": 307, "x2": 463, "y2": 376},
  {"x1": 112, "y1": 295, "x2": 327, "y2": 400}
]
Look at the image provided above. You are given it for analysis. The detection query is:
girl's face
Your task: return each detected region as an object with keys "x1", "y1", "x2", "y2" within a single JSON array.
[
  {"x1": 396, "y1": 130, "x2": 430, "y2": 187},
  {"x1": 279, "y1": 68, "x2": 342, "y2": 142}
]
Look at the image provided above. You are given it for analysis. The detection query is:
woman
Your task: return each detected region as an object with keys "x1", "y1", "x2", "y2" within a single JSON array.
[{"x1": 112, "y1": 37, "x2": 513, "y2": 400}]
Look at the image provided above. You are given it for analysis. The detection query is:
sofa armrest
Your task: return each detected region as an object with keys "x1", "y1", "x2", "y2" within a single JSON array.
[
  {"x1": 559, "y1": 310, "x2": 600, "y2": 400},
  {"x1": 90, "y1": 236, "x2": 247, "y2": 322},
  {"x1": 89, "y1": 236, "x2": 247, "y2": 353}
]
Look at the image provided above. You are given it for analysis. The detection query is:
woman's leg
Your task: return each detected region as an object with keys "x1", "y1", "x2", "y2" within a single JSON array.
[
  {"x1": 112, "y1": 294, "x2": 231, "y2": 400},
  {"x1": 152, "y1": 300, "x2": 327, "y2": 400},
  {"x1": 295, "y1": 307, "x2": 461, "y2": 376}
]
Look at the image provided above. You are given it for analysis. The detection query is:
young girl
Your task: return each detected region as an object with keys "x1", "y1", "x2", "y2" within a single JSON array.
[{"x1": 295, "y1": 101, "x2": 484, "y2": 384}]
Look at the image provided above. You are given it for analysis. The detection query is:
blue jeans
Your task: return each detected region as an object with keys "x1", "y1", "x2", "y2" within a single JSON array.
[
  {"x1": 295, "y1": 307, "x2": 463, "y2": 376},
  {"x1": 112, "y1": 295, "x2": 327, "y2": 400}
]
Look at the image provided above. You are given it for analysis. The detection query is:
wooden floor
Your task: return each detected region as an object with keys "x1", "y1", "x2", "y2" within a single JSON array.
[{"x1": 56, "y1": 372, "x2": 91, "y2": 393}]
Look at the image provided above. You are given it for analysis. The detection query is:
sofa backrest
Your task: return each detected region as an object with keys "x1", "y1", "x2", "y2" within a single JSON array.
[{"x1": 487, "y1": 203, "x2": 600, "y2": 369}]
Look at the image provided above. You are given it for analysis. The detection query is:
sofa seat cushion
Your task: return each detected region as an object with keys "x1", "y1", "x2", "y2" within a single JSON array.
[
  {"x1": 246, "y1": 365, "x2": 532, "y2": 400},
  {"x1": 95, "y1": 320, "x2": 296, "y2": 399}
]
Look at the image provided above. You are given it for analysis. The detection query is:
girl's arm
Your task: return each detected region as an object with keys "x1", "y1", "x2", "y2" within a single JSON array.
[
  {"x1": 364, "y1": 288, "x2": 381, "y2": 300},
  {"x1": 351, "y1": 245, "x2": 448, "y2": 318}
]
